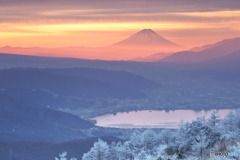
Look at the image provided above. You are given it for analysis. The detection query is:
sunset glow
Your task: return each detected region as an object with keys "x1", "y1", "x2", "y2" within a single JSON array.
[{"x1": 1, "y1": 0, "x2": 240, "y2": 59}]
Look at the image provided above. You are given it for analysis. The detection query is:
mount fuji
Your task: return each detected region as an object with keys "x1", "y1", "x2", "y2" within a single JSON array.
[
  {"x1": 0, "y1": 29, "x2": 183, "y2": 60},
  {"x1": 110, "y1": 29, "x2": 182, "y2": 52}
]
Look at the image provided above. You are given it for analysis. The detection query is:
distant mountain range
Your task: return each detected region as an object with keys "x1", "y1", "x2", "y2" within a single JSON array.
[
  {"x1": 1, "y1": 32, "x2": 240, "y2": 160},
  {"x1": 0, "y1": 29, "x2": 183, "y2": 60},
  {"x1": 1, "y1": 47, "x2": 239, "y2": 74},
  {"x1": 161, "y1": 37, "x2": 240, "y2": 62},
  {"x1": 132, "y1": 52, "x2": 171, "y2": 62},
  {"x1": 0, "y1": 46, "x2": 239, "y2": 145},
  {"x1": 0, "y1": 67, "x2": 157, "y2": 142},
  {"x1": 128, "y1": 36, "x2": 240, "y2": 62},
  {"x1": 1, "y1": 31, "x2": 240, "y2": 62},
  {"x1": 209, "y1": 50, "x2": 240, "y2": 63},
  {"x1": 0, "y1": 68, "x2": 156, "y2": 99}
]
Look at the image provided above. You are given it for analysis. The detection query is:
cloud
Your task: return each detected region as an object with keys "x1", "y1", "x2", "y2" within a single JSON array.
[
  {"x1": 1, "y1": 0, "x2": 240, "y2": 11},
  {"x1": 0, "y1": 0, "x2": 239, "y2": 24},
  {"x1": 1, "y1": 6, "x2": 240, "y2": 24},
  {"x1": 1, "y1": 0, "x2": 240, "y2": 12},
  {"x1": 0, "y1": 0, "x2": 239, "y2": 48}
]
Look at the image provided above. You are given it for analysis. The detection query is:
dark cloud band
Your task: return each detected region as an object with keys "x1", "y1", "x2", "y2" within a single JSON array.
[{"x1": 1, "y1": 0, "x2": 240, "y2": 11}]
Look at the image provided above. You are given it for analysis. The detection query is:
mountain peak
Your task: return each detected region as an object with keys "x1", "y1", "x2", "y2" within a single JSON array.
[
  {"x1": 136, "y1": 29, "x2": 159, "y2": 37},
  {"x1": 140, "y1": 29, "x2": 154, "y2": 32},
  {"x1": 110, "y1": 29, "x2": 182, "y2": 52}
]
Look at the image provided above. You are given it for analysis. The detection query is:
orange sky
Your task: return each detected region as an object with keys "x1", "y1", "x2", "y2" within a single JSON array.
[{"x1": 1, "y1": 0, "x2": 240, "y2": 49}]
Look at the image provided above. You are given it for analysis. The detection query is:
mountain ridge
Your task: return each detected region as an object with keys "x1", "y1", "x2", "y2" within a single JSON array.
[
  {"x1": 0, "y1": 29, "x2": 183, "y2": 60},
  {"x1": 161, "y1": 37, "x2": 240, "y2": 62}
]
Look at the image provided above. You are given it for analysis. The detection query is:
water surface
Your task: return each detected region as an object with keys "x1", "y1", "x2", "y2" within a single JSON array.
[{"x1": 92, "y1": 109, "x2": 235, "y2": 128}]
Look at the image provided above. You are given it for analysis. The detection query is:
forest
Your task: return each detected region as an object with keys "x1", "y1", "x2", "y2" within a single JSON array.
[{"x1": 55, "y1": 111, "x2": 240, "y2": 160}]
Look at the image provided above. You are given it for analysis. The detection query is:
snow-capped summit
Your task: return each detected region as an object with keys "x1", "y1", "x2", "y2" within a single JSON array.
[{"x1": 110, "y1": 29, "x2": 182, "y2": 51}]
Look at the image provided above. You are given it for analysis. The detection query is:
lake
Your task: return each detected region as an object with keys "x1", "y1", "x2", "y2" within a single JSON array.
[{"x1": 92, "y1": 109, "x2": 236, "y2": 128}]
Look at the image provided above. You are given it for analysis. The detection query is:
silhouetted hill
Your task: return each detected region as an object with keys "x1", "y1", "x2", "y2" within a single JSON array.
[
  {"x1": 161, "y1": 37, "x2": 240, "y2": 62},
  {"x1": 0, "y1": 67, "x2": 158, "y2": 143},
  {"x1": 0, "y1": 68, "x2": 156, "y2": 100},
  {"x1": 0, "y1": 53, "x2": 93, "y2": 69},
  {"x1": 208, "y1": 50, "x2": 240, "y2": 64},
  {"x1": 0, "y1": 137, "x2": 120, "y2": 160},
  {"x1": 0, "y1": 52, "x2": 150, "y2": 70},
  {"x1": 0, "y1": 104, "x2": 94, "y2": 142}
]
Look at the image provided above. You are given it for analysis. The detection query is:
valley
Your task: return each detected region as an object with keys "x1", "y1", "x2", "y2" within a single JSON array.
[{"x1": 1, "y1": 30, "x2": 240, "y2": 160}]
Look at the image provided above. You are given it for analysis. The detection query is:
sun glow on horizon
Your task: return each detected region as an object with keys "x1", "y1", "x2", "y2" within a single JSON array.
[{"x1": 0, "y1": 5, "x2": 240, "y2": 49}]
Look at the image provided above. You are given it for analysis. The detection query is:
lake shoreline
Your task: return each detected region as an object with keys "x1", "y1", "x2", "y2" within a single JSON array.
[{"x1": 91, "y1": 109, "x2": 238, "y2": 129}]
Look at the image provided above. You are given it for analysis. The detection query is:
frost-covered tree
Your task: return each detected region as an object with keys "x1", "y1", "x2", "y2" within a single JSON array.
[
  {"x1": 140, "y1": 129, "x2": 159, "y2": 155},
  {"x1": 220, "y1": 111, "x2": 240, "y2": 142},
  {"x1": 164, "y1": 122, "x2": 191, "y2": 159},
  {"x1": 108, "y1": 141, "x2": 133, "y2": 160},
  {"x1": 154, "y1": 144, "x2": 178, "y2": 160},
  {"x1": 55, "y1": 152, "x2": 77, "y2": 160},
  {"x1": 108, "y1": 142, "x2": 119, "y2": 160},
  {"x1": 128, "y1": 130, "x2": 142, "y2": 154},
  {"x1": 82, "y1": 139, "x2": 110, "y2": 160},
  {"x1": 165, "y1": 120, "x2": 220, "y2": 159},
  {"x1": 186, "y1": 121, "x2": 220, "y2": 158},
  {"x1": 55, "y1": 152, "x2": 68, "y2": 160},
  {"x1": 159, "y1": 129, "x2": 175, "y2": 145},
  {"x1": 207, "y1": 111, "x2": 221, "y2": 129},
  {"x1": 82, "y1": 112, "x2": 240, "y2": 160},
  {"x1": 135, "y1": 150, "x2": 149, "y2": 160},
  {"x1": 121, "y1": 141, "x2": 135, "y2": 160}
]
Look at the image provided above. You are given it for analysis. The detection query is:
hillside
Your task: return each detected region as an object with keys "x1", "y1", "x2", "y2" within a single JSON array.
[
  {"x1": 161, "y1": 37, "x2": 240, "y2": 62},
  {"x1": 0, "y1": 104, "x2": 94, "y2": 142}
]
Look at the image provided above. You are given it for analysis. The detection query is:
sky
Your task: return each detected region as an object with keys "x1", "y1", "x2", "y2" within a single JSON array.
[{"x1": 1, "y1": 0, "x2": 240, "y2": 48}]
